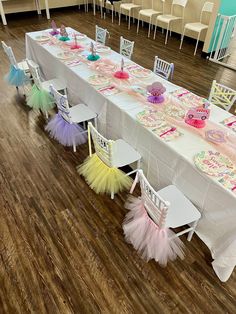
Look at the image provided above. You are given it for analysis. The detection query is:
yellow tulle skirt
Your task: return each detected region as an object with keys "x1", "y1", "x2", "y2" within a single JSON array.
[{"x1": 77, "y1": 153, "x2": 133, "y2": 195}]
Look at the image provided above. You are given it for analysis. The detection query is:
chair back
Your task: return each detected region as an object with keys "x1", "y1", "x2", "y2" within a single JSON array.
[
  {"x1": 200, "y1": 2, "x2": 214, "y2": 23},
  {"x1": 1, "y1": 41, "x2": 18, "y2": 67},
  {"x1": 95, "y1": 25, "x2": 109, "y2": 45},
  {"x1": 26, "y1": 59, "x2": 42, "y2": 89},
  {"x1": 131, "y1": 170, "x2": 169, "y2": 229},
  {"x1": 49, "y1": 85, "x2": 72, "y2": 123},
  {"x1": 209, "y1": 80, "x2": 236, "y2": 112},
  {"x1": 88, "y1": 122, "x2": 114, "y2": 167},
  {"x1": 153, "y1": 0, "x2": 165, "y2": 12},
  {"x1": 171, "y1": 0, "x2": 188, "y2": 18},
  {"x1": 120, "y1": 36, "x2": 135, "y2": 60},
  {"x1": 153, "y1": 56, "x2": 174, "y2": 80}
]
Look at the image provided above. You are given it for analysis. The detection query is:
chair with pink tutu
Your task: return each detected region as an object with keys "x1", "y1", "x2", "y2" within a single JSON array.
[
  {"x1": 45, "y1": 85, "x2": 97, "y2": 152},
  {"x1": 123, "y1": 169, "x2": 201, "y2": 266}
]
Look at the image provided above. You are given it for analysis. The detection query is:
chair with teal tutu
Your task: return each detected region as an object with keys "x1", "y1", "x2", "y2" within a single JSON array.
[
  {"x1": 26, "y1": 60, "x2": 67, "y2": 119},
  {"x1": 45, "y1": 85, "x2": 97, "y2": 152}
]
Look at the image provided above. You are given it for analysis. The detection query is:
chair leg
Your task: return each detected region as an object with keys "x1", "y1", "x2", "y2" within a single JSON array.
[
  {"x1": 93, "y1": 0, "x2": 96, "y2": 15},
  {"x1": 128, "y1": 11, "x2": 131, "y2": 29},
  {"x1": 187, "y1": 220, "x2": 199, "y2": 241},
  {"x1": 148, "y1": 17, "x2": 151, "y2": 38},
  {"x1": 194, "y1": 32, "x2": 201, "y2": 56},
  {"x1": 119, "y1": 8, "x2": 121, "y2": 25},
  {"x1": 45, "y1": 111, "x2": 48, "y2": 119},
  {"x1": 137, "y1": 15, "x2": 140, "y2": 33},
  {"x1": 100, "y1": 5, "x2": 103, "y2": 18},
  {"x1": 165, "y1": 23, "x2": 169, "y2": 45},
  {"x1": 179, "y1": 28, "x2": 186, "y2": 50},
  {"x1": 111, "y1": 190, "x2": 114, "y2": 199},
  {"x1": 111, "y1": 6, "x2": 114, "y2": 23},
  {"x1": 153, "y1": 24, "x2": 157, "y2": 40},
  {"x1": 73, "y1": 142, "x2": 77, "y2": 153}
]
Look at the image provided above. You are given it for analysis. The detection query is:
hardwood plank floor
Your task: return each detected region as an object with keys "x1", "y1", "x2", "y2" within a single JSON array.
[{"x1": 0, "y1": 7, "x2": 236, "y2": 314}]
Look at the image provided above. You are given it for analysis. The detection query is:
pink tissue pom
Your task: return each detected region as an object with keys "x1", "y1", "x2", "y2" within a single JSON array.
[{"x1": 147, "y1": 82, "x2": 166, "y2": 96}]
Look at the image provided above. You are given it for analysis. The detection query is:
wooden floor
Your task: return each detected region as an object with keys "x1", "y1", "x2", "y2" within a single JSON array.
[{"x1": 0, "y1": 7, "x2": 236, "y2": 314}]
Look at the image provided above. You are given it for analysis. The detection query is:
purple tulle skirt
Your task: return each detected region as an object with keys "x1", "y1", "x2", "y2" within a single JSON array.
[{"x1": 45, "y1": 114, "x2": 87, "y2": 147}]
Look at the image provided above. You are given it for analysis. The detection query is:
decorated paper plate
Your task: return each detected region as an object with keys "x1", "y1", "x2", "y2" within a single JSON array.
[
  {"x1": 95, "y1": 45, "x2": 111, "y2": 53},
  {"x1": 152, "y1": 123, "x2": 182, "y2": 142},
  {"x1": 92, "y1": 60, "x2": 117, "y2": 73},
  {"x1": 75, "y1": 33, "x2": 87, "y2": 40},
  {"x1": 98, "y1": 85, "x2": 120, "y2": 96},
  {"x1": 35, "y1": 35, "x2": 50, "y2": 42},
  {"x1": 221, "y1": 116, "x2": 236, "y2": 133},
  {"x1": 136, "y1": 108, "x2": 165, "y2": 128},
  {"x1": 194, "y1": 150, "x2": 234, "y2": 177},
  {"x1": 56, "y1": 51, "x2": 75, "y2": 60},
  {"x1": 170, "y1": 88, "x2": 207, "y2": 108},
  {"x1": 131, "y1": 85, "x2": 147, "y2": 96},
  {"x1": 218, "y1": 171, "x2": 236, "y2": 193},
  {"x1": 164, "y1": 105, "x2": 186, "y2": 119},
  {"x1": 129, "y1": 67, "x2": 152, "y2": 78},
  {"x1": 88, "y1": 74, "x2": 110, "y2": 86}
]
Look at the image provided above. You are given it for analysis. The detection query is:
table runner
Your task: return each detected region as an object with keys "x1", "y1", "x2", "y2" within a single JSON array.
[{"x1": 26, "y1": 27, "x2": 236, "y2": 281}]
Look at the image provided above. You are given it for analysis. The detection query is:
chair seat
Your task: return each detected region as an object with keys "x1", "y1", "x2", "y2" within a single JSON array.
[
  {"x1": 139, "y1": 9, "x2": 162, "y2": 17},
  {"x1": 112, "y1": 139, "x2": 141, "y2": 168},
  {"x1": 157, "y1": 14, "x2": 182, "y2": 23},
  {"x1": 120, "y1": 3, "x2": 141, "y2": 10},
  {"x1": 18, "y1": 59, "x2": 38, "y2": 72},
  {"x1": 42, "y1": 78, "x2": 66, "y2": 92},
  {"x1": 69, "y1": 104, "x2": 97, "y2": 124},
  {"x1": 184, "y1": 22, "x2": 208, "y2": 32},
  {"x1": 158, "y1": 185, "x2": 201, "y2": 229}
]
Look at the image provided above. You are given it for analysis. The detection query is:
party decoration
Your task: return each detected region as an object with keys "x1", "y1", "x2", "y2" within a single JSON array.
[
  {"x1": 147, "y1": 82, "x2": 166, "y2": 104},
  {"x1": 50, "y1": 20, "x2": 59, "y2": 36},
  {"x1": 77, "y1": 153, "x2": 132, "y2": 195},
  {"x1": 136, "y1": 108, "x2": 165, "y2": 128},
  {"x1": 123, "y1": 196, "x2": 185, "y2": 266},
  {"x1": 4, "y1": 65, "x2": 29, "y2": 87},
  {"x1": 185, "y1": 102, "x2": 210, "y2": 128},
  {"x1": 114, "y1": 58, "x2": 129, "y2": 79},
  {"x1": 70, "y1": 33, "x2": 84, "y2": 50},
  {"x1": 45, "y1": 114, "x2": 87, "y2": 147},
  {"x1": 205, "y1": 129, "x2": 226, "y2": 144},
  {"x1": 194, "y1": 150, "x2": 234, "y2": 177},
  {"x1": 59, "y1": 25, "x2": 70, "y2": 41},
  {"x1": 164, "y1": 104, "x2": 185, "y2": 119},
  {"x1": 221, "y1": 117, "x2": 236, "y2": 133},
  {"x1": 26, "y1": 84, "x2": 55, "y2": 112},
  {"x1": 87, "y1": 42, "x2": 100, "y2": 61}
]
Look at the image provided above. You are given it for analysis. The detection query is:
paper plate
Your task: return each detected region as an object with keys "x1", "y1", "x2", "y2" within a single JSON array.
[
  {"x1": 56, "y1": 51, "x2": 75, "y2": 60},
  {"x1": 88, "y1": 74, "x2": 110, "y2": 86},
  {"x1": 136, "y1": 109, "x2": 165, "y2": 128},
  {"x1": 194, "y1": 150, "x2": 234, "y2": 177},
  {"x1": 35, "y1": 35, "x2": 50, "y2": 42},
  {"x1": 129, "y1": 67, "x2": 152, "y2": 78},
  {"x1": 75, "y1": 33, "x2": 87, "y2": 40},
  {"x1": 164, "y1": 105, "x2": 186, "y2": 119},
  {"x1": 95, "y1": 45, "x2": 111, "y2": 53},
  {"x1": 131, "y1": 85, "x2": 147, "y2": 96}
]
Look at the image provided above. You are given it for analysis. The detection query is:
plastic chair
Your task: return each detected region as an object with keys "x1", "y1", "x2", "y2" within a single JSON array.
[
  {"x1": 119, "y1": 0, "x2": 142, "y2": 30},
  {"x1": 137, "y1": 0, "x2": 165, "y2": 38},
  {"x1": 46, "y1": 85, "x2": 97, "y2": 152},
  {"x1": 78, "y1": 122, "x2": 141, "y2": 199},
  {"x1": 209, "y1": 80, "x2": 236, "y2": 112},
  {"x1": 153, "y1": 56, "x2": 174, "y2": 80},
  {"x1": 179, "y1": 2, "x2": 214, "y2": 55},
  {"x1": 95, "y1": 25, "x2": 110, "y2": 45},
  {"x1": 120, "y1": 36, "x2": 135, "y2": 59},
  {"x1": 154, "y1": 0, "x2": 188, "y2": 44},
  {"x1": 95, "y1": 0, "x2": 119, "y2": 22},
  {"x1": 123, "y1": 169, "x2": 201, "y2": 265}
]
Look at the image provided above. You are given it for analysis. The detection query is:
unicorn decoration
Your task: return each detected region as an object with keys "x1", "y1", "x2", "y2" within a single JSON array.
[
  {"x1": 50, "y1": 20, "x2": 59, "y2": 36},
  {"x1": 87, "y1": 42, "x2": 100, "y2": 61},
  {"x1": 59, "y1": 25, "x2": 70, "y2": 41}
]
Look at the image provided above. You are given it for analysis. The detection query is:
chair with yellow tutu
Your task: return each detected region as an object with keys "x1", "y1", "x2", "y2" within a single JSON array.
[
  {"x1": 77, "y1": 122, "x2": 141, "y2": 199},
  {"x1": 26, "y1": 59, "x2": 67, "y2": 119}
]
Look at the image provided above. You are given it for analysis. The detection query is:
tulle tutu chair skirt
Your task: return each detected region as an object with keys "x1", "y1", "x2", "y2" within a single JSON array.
[
  {"x1": 77, "y1": 153, "x2": 133, "y2": 195},
  {"x1": 45, "y1": 114, "x2": 87, "y2": 147},
  {"x1": 26, "y1": 84, "x2": 55, "y2": 112},
  {"x1": 4, "y1": 65, "x2": 29, "y2": 87},
  {"x1": 123, "y1": 196, "x2": 185, "y2": 266}
]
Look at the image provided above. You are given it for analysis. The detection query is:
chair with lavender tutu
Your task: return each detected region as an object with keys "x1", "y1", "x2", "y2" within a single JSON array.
[
  {"x1": 123, "y1": 169, "x2": 201, "y2": 266},
  {"x1": 45, "y1": 85, "x2": 97, "y2": 152},
  {"x1": 153, "y1": 56, "x2": 174, "y2": 80}
]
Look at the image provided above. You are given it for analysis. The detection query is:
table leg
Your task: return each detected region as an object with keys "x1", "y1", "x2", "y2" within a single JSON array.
[
  {"x1": 45, "y1": 0, "x2": 50, "y2": 19},
  {"x1": 0, "y1": 0, "x2": 7, "y2": 25}
]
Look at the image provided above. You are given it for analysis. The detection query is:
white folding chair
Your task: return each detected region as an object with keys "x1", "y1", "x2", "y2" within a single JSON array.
[
  {"x1": 95, "y1": 25, "x2": 110, "y2": 45},
  {"x1": 179, "y1": 2, "x2": 214, "y2": 55},
  {"x1": 86, "y1": 122, "x2": 141, "y2": 199},
  {"x1": 153, "y1": 56, "x2": 174, "y2": 80},
  {"x1": 137, "y1": 0, "x2": 165, "y2": 38},
  {"x1": 119, "y1": 0, "x2": 142, "y2": 30},
  {"x1": 129, "y1": 169, "x2": 201, "y2": 242},
  {"x1": 154, "y1": 0, "x2": 188, "y2": 44},
  {"x1": 49, "y1": 85, "x2": 97, "y2": 152},
  {"x1": 209, "y1": 80, "x2": 236, "y2": 112},
  {"x1": 120, "y1": 36, "x2": 135, "y2": 59}
]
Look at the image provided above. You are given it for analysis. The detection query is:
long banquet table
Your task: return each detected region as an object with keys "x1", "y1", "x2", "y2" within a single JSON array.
[{"x1": 26, "y1": 27, "x2": 236, "y2": 282}]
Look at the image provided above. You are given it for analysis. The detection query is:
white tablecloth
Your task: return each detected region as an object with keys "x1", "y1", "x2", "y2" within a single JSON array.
[{"x1": 26, "y1": 28, "x2": 236, "y2": 282}]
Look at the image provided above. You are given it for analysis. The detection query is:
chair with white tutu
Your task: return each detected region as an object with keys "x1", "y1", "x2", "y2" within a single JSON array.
[
  {"x1": 119, "y1": 0, "x2": 142, "y2": 30},
  {"x1": 1, "y1": 40, "x2": 37, "y2": 92},
  {"x1": 77, "y1": 122, "x2": 141, "y2": 199},
  {"x1": 154, "y1": 0, "x2": 188, "y2": 44},
  {"x1": 45, "y1": 85, "x2": 97, "y2": 152},
  {"x1": 120, "y1": 36, "x2": 135, "y2": 59},
  {"x1": 95, "y1": 25, "x2": 110, "y2": 45},
  {"x1": 123, "y1": 169, "x2": 201, "y2": 266},
  {"x1": 209, "y1": 80, "x2": 236, "y2": 112},
  {"x1": 153, "y1": 56, "x2": 174, "y2": 80},
  {"x1": 26, "y1": 60, "x2": 67, "y2": 118}
]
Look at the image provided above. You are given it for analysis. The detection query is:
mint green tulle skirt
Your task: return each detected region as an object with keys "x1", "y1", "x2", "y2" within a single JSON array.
[{"x1": 26, "y1": 84, "x2": 55, "y2": 112}]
